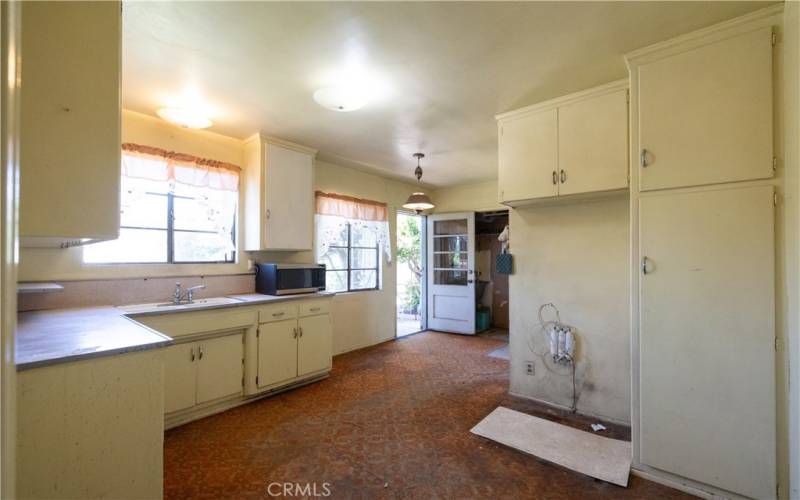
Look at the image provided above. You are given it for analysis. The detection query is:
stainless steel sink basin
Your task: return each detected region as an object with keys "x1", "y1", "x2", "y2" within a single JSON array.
[{"x1": 118, "y1": 296, "x2": 244, "y2": 314}]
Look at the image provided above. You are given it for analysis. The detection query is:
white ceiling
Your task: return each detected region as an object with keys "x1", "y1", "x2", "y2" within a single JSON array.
[{"x1": 122, "y1": 1, "x2": 771, "y2": 187}]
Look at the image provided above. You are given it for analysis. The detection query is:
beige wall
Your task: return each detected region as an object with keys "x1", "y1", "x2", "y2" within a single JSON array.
[
  {"x1": 432, "y1": 181, "x2": 631, "y2": 423},
  {"x1": 19, "y1": 112, "x2": 420, "y2": 355}
]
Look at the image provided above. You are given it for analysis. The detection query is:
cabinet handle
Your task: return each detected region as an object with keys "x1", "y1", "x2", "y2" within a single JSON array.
[
  {"x1": 272, "y1": 311, "x2": 285, "y2": 317},
  {"x1": 198, "y1": 345, "x2": 204, "y2": 360},
  {"x1": 640, "y1": 149, "x2": 649, "y2": 168},
  {"x1": 560, "y1": 169, "x2": 566, "y2": 183},
  {"x1": 190, "y1": 347, "x2": 195, "y2": 362},
  {"x1": 292, "y1": 327, "x2": 298, "y2": 338},
  {"x1": 641, "y1": 256, "x2": 651, "y2": 275},
  {"x1": 552, "y1": 170, "x2": 557, "y2": 185},
  {"x1": 266, "y1": 209, "x2": 271, "y2": 219},
  {"x1": 299, "y1": 327, "x2": 303, "y2": 338}
]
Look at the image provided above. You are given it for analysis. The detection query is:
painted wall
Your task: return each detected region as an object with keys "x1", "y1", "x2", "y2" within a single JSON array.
[{"x1": 432, "y1": 181, "x2": 631, "y2": 423}]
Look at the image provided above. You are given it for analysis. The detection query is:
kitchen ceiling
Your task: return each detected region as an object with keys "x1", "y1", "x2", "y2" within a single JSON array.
[{"x1": 122, "y1": 1, "x2": 771, "y2": 187}]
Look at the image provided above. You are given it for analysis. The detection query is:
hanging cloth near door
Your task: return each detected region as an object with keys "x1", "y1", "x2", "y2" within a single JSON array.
[{"x1": 496, "y1": 225, "x2": 513, "y2": 274}]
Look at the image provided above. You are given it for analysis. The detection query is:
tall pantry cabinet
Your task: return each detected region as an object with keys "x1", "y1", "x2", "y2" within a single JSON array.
[{"x1": 627, "y1": 9, "x2": 779, "y2": 499}]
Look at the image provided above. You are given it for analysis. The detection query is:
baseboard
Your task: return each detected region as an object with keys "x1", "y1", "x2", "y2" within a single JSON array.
[{"x1": 507, "y1": 390, "x2": 631, "y2": 427}]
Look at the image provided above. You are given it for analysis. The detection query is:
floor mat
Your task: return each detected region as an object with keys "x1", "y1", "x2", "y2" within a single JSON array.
[{"x1": 471, "y1": 406, "x2": 632, "y2": 486}]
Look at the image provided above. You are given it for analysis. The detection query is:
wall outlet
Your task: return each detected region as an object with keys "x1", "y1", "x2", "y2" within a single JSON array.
[{"x1": 525, "y1": 361, "x2": 535, "y2": 375}]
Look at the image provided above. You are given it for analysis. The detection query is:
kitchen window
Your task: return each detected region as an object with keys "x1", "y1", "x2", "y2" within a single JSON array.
[
  {"x1": 83, "y1": 144, "x2": 239, "y2": 264},
  {"x1": 315, "y1": 191, "x2": 391, "y2": 293}
]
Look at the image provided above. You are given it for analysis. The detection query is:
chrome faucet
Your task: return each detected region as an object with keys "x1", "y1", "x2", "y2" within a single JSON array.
[{"x1": 172, "y1": 282, "x2": 206, "y2": 304}]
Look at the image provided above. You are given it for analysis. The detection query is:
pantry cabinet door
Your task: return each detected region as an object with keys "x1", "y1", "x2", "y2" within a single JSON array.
[
  {"x1": 498, "y1": 109, "x2": 558, "y2": 203},
  {"x1": 257, "y1": 319, "x2": 298, "y2": 387},
  {"x1": 297, "y1": 314, "x2": 332, "y2": 377},
  {"x1": 558, "y1": 89, "x2": 628, "y2": 196},
  {"x1": 164, "y1": 343, "x2": 197, "y2": 414},
  {"x1": 638, "y1": 28, "x2": 773, "y2": 191},
  {"x1": 196, "y1": 333, "x2": 244, "y2": 405},
  {"x1": 639, "y1": 185, "x2": 775, "y2": 499}
]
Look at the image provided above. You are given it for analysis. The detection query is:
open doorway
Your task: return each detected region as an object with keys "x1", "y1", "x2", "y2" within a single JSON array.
[
  {"x1": 475, "y1": 210, "x2": 509, "y2": 338},
  {"x1": 396, "y1": 211, "x2": 426, "y2": 337}
]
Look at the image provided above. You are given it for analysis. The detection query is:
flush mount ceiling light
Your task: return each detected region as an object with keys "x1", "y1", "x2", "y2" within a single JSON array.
[
  {"x1": 156, "y1": 107, "x2": 213, "y2": 129},
  {"x1": 403, "y1": 153, "x2": 435, "y2": 213},
  {"x1": 313, "y1": 86, "x2": 367, "y2": 112}
]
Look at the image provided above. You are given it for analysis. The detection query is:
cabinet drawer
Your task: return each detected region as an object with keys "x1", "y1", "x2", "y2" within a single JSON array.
[
  {"x1": 299, "y1": 300, "x2": 330, "y2": 317},
  {"x1": 135, "y1": 308, "x2": 256, "y2": 338},
  {"x1": 257, "y1": 303, "x2": 298, "y2": 323}
]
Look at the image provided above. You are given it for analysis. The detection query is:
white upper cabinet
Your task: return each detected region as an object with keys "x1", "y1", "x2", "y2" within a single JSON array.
[
  {"x1": 557, "y1": 88, "x2": 629, "y2": 196},
  {"x1": 20, "y1": 1, "x2": 121, "y2": 247},
  {"x1": 496, "y1": 80, "x2": 629, "y2": 206},
  {"x1": 498, "y1": 109, "x2": 558, "y2": 203},
  {"x1": 637, "y1": 27, "x2": 773, "y2": 191},
  {"x1": 243, "y1": 135, "x2": 316, "y2": 251}
]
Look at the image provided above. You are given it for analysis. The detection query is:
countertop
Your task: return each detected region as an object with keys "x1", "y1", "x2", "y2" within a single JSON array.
[{"x1": 16, "y1": 292, "x2": 335, "y2": 371}]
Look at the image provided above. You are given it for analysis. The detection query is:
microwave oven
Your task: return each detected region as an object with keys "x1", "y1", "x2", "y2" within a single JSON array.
[{"x1": 255, "y1": 263, "x2": 326, "y2": 295}]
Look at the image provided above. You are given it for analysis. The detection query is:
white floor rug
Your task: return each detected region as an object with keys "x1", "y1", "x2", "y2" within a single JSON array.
[{"x1": 470, "y1": 406, "x2": 631, "y2": 487}]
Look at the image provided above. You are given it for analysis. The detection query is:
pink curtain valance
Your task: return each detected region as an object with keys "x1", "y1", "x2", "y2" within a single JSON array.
[
  {"x1": 315, "y1": 191, "x2": 388, "y2": 222},
  {"x1": 121, "y1": 143, "x2": 240, "y2": 192}
]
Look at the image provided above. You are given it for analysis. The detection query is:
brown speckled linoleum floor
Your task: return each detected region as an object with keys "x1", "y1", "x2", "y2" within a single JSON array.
[{"x1": 165, "y1": 331, "x2": 693, "y2": 499}]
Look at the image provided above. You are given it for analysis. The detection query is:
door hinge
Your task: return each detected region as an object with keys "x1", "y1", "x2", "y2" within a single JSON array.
[
  {"x1": 774, "y1": 192, "x2": 779, "y2": 207},
  {"x1": 772, "y1": 31, "x2": 777, "y2": 46}
]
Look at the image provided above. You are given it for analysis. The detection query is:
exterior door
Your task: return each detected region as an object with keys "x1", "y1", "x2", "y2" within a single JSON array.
[
  {"x1": 257, "y1": 319, "x2": 298, "y2": 388},
  {"x1": 639, "y1": 185, "x2": 775, "y2": 499},
  {"x1": 297, "y1": 314, "x2": 332, "y2": 376},
  {"x1": 427, "y1": 212, "x2": 476, "y2": 334},
  {"x1": 163, "y1": 343, "x2": 196, "y2": 414},
  {"x1": 196, "y1": 333, "x2": 243, "y2": 405}
]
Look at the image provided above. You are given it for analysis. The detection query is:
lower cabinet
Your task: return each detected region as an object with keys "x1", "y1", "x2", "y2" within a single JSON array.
[
  {"x1": 164, "y1": 332, "x2": 243, "y2": 414},
  {"x1": 257, "y1": 310, "x2": 332, "y2": 390}
]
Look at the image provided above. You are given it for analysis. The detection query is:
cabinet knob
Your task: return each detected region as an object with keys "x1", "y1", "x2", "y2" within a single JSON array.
[
  {"x1": 640, "y1": 149, "x2": 650, "y2": 168},
  {"x1": 198, "y1": 345, "x2": 204, "y2": 360},
  {"x1": 190, "y1": 347, "x2": 195, "y2": 362},
  {"x1": 298, "y1": 327, "x2": 303, "y2": 338},
  {"x1": 266, "y1": 209, "x2": 271, "y2": 219},
  {"x1": 560, "y1": 169, "x2": 566, "y2": 183},
  {"x1": 552, "y1": 170, "x2": 557, "y2": 185},
  {"x1": 641, "y1": 256, "x2": 652, "y2": 275}
]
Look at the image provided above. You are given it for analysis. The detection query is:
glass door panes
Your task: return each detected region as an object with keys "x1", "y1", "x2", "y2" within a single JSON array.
[{"x1": 433, "y1": 218, "x2": 469, "y2": 286}]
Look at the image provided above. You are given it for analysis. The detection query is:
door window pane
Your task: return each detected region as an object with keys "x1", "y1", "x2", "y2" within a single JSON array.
[
  {"x1": 434, "y1": 219, "x2": 467, "y2": 235},
  {"x1": 433, "y1": 252, "x2": 467, "y2": 269},
  {"x1": 434, "y1": 235, "x2": 467, "y2": 252},
  {"x1": 434, "y1": 270, "x2": 468, "y2": 286}
]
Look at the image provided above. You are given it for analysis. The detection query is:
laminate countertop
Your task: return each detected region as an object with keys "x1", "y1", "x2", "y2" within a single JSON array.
[{"x1": 16, "y1": 292, "x2": 335, "y2": 371}]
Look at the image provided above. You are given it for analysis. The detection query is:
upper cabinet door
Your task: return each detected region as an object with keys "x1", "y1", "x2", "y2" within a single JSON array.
[
  {"x1": 498, "y1": 109, "x2": 558, "y2": 203},
  {"x1": 20, "y1": 1, "x2": 121, "y2": 244},
  {"x1": 638, "y1": 27, "x2": 773, "y2": 191},
  {"x1": 263, "y1": 144, "x2": 314, "y2": 250},
  {"x1": 558, "y1": 89, "x2": 628, "y2": 196}
]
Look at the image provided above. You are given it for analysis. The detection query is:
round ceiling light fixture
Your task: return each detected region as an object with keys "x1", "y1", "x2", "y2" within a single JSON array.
[
  {"x1": 156, "y1": 107, "x2": 213, "y2": 129},
  {"x1": 313, "y1": 86, "x2": 367, "y2": 112},
  {"x1": 402, "y1": 153, "x2": 435, "y2": 213}
]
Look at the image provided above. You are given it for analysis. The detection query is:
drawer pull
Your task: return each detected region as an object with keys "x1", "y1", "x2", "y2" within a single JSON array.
[
  {"x1": 272, "y1": 312, "x2": 285, "y2": 317},
  {"x1": 310, "y1": 307, "x2": 321, "y2": 312}
]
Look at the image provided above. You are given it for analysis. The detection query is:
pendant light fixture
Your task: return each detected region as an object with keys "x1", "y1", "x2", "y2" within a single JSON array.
[{"x1": 402, "y1": 152, "x2": 435, "y2": 212}]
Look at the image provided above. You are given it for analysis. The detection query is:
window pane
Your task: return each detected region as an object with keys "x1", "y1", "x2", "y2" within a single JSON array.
[
  {"x1": 173, "y1": 189, "x2": 237, "y2": 233},
  {"x1": 350, "y1": 270, "x2": 377, "y2": 290},
  {"x1": 319, "y1": 247, "x2": 347, "y2": 270},
  {"x1": 434, "y1": 219, "x2": 467, "y2": 235},
  {"x1": 351, "y1": 223, "x2": 377, "y2": 247},
  {"x1": 434, "y1": 235, "x2": 467, "y2": 252},
  {"x1": 351, "y1": 248, "x2": 377, "y2": 269},
  {"x1": 325, "y1": 270, "x2": 347, "y2": 293},
  {"x1": 433, "y1": 252, "x2": 467, "y2": 269},
  {"x1": 434, "y1": 270, "x2": 467, "y2": 286},
  {"x1": 120, "y1": 177, "x2": 168, "y2": 229},
  {"x1": 174, "y1": 231, "x2": 233, "y2": 262},
  {"x1": 83, "y1": 228, "x2": 167, "y2": 263}
]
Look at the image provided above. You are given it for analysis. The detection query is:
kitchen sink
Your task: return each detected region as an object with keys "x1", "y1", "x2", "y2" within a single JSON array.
[{"x1": 118, "y1": 296, "x2": 244, "y2": 314}]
